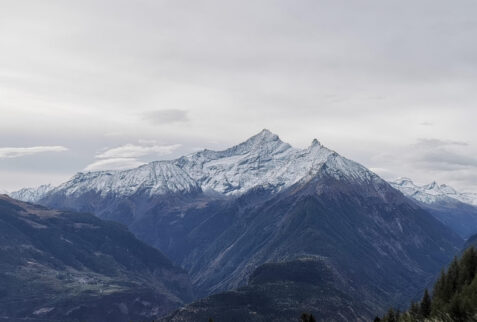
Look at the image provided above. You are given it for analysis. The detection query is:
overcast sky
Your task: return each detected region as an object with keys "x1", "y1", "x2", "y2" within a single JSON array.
[{"x1": 1, "y1": 0, "x2": 477, "y2": 192}]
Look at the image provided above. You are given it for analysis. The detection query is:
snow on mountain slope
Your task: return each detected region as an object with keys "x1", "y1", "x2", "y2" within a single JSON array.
[
  {"x1": 11, "y1": 129, "x2": 385, "y2": 201},
  {"x1": 390, "y1": 177, "x2": 477, "y2": 206},
  {"x1": 9, "y1": 184, "x2": 53, "y2": 203},
  {"x1": 175, "y1": 130, "x2": 334, "y2": 194},
  {"x1": 174, "y1": 129, "x2": 383, "y2": 195},
  {"x1": 52, "y1": 161, "x2": 200, "y2": 198}
]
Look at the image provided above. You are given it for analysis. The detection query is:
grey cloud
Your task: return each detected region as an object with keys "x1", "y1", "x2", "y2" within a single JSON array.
[
  {"x1": 409, "y1": 139, "x2": 475, "y2": 171},
  {"x1": 84, "y1": 158, "x2": 146, "y2": 172},
  {"x1": 367, "y1": 137, "x2": 477, "y2": 191},
  {"x1": 96, "y1": 143, "x2": 181, "y2": 159},
  {"x1": 414, "y1": 139, "x2": 468, "y2": 149},
  {"x1": 418, "y1": 149, "x2": 477, "y2": 169},
  {"x1": 0, "y1": 146, "x2": 68, "y2": 159},
  {"x1": 143, "y1": 110, "x2": 189, "y2": 125},
  {"x1": 419, "y1": 122, "x2": 434, "y2": 126},
  {"x1": 85, "y1": 142, "x2": 182, "y2": 171}
]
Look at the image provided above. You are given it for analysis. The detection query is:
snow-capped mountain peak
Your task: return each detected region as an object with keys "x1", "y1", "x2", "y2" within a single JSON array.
[
  {"x1": 11, "y1": 130, "x2": 384, "y2": 201},
  {"x1": 174, "y1": 130, "x2": 352, "y2": 194},
  {"x1": 53, "y1": 161, "x2": 200, "y2": 198},
  {"x1": 220, "y1": 129, "x2": 291, "y2": 156},
  {"x1": 9, "y1": 184, "x2": 54, "y2": 203},
  {"x1": 390, "y1": 177, "x2": 477, "y2": 206}
]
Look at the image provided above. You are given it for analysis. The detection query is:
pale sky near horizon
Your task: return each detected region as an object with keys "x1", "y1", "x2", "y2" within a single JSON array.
[{"x1": 1, "y1": 0, "x2": 477, "y2": 192}]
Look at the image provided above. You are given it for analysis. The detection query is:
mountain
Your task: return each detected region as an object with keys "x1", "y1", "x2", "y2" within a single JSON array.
[
  {"x1": 390, "y1": 177, "x2": 477, "y2": 206},
  {"x1": 11, "y1": 129, "x2": 358, "y2": 201},
  {"x1": 0, "y1": 194, "x2": 193, "y2": 322},
  {"x1": 390, "y1": 178, "x2": 477, "y2": 238},
  {"x1": 12, "y1": 130, "x2": 463, "y2": 318},
  {"x1": 163, "y1": 257, "x2": 372, "y2": 322},
  {"x1": 9, "y1": 184, "x2": 54, "y2": 203}
]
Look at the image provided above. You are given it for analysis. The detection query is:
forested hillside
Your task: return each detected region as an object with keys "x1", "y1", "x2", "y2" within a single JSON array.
[{"x1": 378, "y1": 247, "x2": 477, "y2": 322}]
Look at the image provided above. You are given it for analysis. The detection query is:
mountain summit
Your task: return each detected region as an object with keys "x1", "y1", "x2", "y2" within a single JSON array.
[{"x1": 11, "y1": 129, "x2": 367, "y2": 199}]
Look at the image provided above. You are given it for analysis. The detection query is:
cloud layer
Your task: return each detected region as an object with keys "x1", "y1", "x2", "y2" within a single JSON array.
[
  {"x1": 0, "y1": 146, "x2": 68, "y2": 159},
  {"x1": 96, "y1": 143, "x2": 181, "y2": 159},
  {"x1": 143, "y1": 110, "x2": 189, "y2": 125},
  {"x1": 84, "y1": 158, "x2": 146, "y2": 172},
  {"x1": 84, "y1": 142, "x2": 181, "y2": 171}
]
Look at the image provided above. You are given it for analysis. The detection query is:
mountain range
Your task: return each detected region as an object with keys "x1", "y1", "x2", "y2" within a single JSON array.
[
  {"x1": 6, "y1": 129, "x2": 468, "y2": 319},
  {"x1": 390, "y1": 177, "x2": 477, "y2": 207},
  {"x1": 390, "y1": 178, "x2": 477, "y2": 238}
]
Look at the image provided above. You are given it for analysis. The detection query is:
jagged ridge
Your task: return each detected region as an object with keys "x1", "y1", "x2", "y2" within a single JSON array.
[{"x1": 390, "y1": 177, "x2": 477, "y2": 206}]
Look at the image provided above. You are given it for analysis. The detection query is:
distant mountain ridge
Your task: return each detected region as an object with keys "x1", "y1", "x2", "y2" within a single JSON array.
[
  {"x1": 390, "y1": 177, "x2": 477, "y2": 238},
  {"x1": 390, "y1": 177, "x2": 477, "y2": 206}
]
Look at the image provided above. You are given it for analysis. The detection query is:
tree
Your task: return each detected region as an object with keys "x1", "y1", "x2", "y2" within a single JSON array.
[
  {"x1": 419, "y1": 288, "x2": 431, "y2": 318},
  {"x1": 409, "y1": 301, "x2": 421, "y2": 319},
  {"x1": 300, "y1": 313, "x2": 316, "y2": 322},
  {"x1": 449, "y1": 295, "x2": 467, "y2": 322},
  {"x1": 384, "y1": 308, "x2": 397, "y2": 322},
  {"x1": 377, "y1": 247, "x2": 477, "y2": 321}
]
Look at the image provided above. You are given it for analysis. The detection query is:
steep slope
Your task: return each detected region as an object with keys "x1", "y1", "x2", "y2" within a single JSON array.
[
  {"x1": 390, "y1": 178, "x2": 477, "y2": 238},
  {"x1": 0, "y1": 195, "x2": 193, "y2": 322},
  {"x1": 163, "y1": 257, "x2": 372, "y2": 322},
  {"x1": 13, "y1": 130, "x2": 464, "y2": 318},
  {"x1": 464, "y1": 233, "x2": 477, "y2": 250},
  {"x1": 167, "y1": 165, "x2": 461, "y2": 308}
]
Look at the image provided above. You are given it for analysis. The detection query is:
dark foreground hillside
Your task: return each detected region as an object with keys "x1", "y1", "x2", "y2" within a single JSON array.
[
  {"x1": 0, "y1": 195, "x2": 193, "y2": 322},
  {"x1": 163, "y1": 257, "x2": 372, "y2": 322}
]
